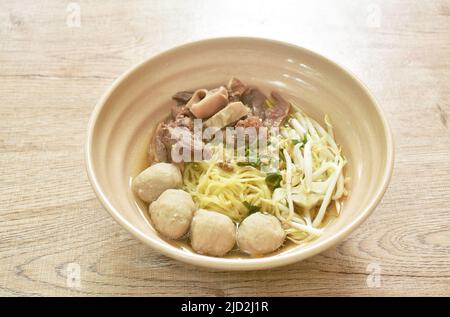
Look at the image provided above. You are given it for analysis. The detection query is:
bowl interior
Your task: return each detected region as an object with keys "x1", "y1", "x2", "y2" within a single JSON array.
[{"x1": 87, "y1": 38, "x2": 392, "y2": 270}]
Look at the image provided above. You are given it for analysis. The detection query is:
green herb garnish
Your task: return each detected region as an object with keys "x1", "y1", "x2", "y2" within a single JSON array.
[
  {"x1": 265, "y1": 172, "x2": 282, "y2": 190},
  {"x1": 237, "y1": 157, "x2": 261, "y2": 168},
  {"x1": 292, "y1": 134, "x2": 308, "y2": 147},
  {"x1": 243, "y1": 201, "x2": 261, "y2": 214}
]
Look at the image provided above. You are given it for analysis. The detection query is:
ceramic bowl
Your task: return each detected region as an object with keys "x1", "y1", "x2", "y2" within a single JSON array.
[{"x1": 85, "y1": 37, "x2": 394, "y2": 270}]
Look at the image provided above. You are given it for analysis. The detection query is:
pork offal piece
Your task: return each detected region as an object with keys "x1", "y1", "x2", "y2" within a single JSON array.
[
  {"x1": 188, "y1": 87, "x2": 229, "y2": 119},
  {"x1": 264, "y1": 91, "x2": 290, "y2": 127},
  {"x1": 235, "y1": 116, "x2": 263, "y2": 129},
  {"x1": 149, "y1": 113, "x2": 197, "y2": 164},
  {"x1": 227, "y1": 77, "x2": 247, "y2": 102},
  {"x1": 172, "y1": 91, "x2": 194, "y2": 105},
  {"x1": 204, "y1": 101, "x2": 250, "y2": 129},
  {"x1": 150, "y1": 122, "x2": 171, "y2": 163},
  {"x1": 240, "y1": 87, "x2": 267, "y2": 120}
]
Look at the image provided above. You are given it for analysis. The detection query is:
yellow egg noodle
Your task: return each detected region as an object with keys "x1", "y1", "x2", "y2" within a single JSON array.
[
  {"x1": 184, "y1": 162, "x2": 274, "y2": 222},
  {"x1": 183, "y1": 102, "x2": 348, "y2": 245}
]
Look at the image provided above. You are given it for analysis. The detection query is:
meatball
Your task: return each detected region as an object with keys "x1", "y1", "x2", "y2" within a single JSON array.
[
  {"x1": 237, "y1": 212, "x2": 286, "y2": 256},
  {"x1": 149, "y1": 189, "x2": 195, "y2": 239},
  {"x1": 132, "y1": 163, "x2": 182, "y2": 202},
  {"x1": 190, "y1": 209, "x2": 236, "y2": 256}
]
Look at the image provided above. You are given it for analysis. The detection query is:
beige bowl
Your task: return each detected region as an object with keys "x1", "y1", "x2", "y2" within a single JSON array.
[{"x1": 86, "y1": 37, "x2": 394, "y2": 270}]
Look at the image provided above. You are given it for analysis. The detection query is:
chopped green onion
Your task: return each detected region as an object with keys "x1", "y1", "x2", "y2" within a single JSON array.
[
  {"x1": 303, "y1": 134, "x2": 308, "y2": 144},
  {"x1": 265, "y1": 172, "x2": 282, "y2": 190},
  {"x1": 237, "y1": 157, "x2": 261, "y2": 168},
  {"x1": 243, "y1": 201, "x2": 261, "y2": 214}
]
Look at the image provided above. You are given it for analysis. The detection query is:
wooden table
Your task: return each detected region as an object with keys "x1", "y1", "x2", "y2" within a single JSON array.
[{"x1": 1, "y1": 0, "x2": 449, "y2": 296}]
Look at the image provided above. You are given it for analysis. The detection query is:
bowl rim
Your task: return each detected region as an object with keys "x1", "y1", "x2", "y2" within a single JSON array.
[{"x1": 85, "y1": 36, "x2": 395, "y2": 270}]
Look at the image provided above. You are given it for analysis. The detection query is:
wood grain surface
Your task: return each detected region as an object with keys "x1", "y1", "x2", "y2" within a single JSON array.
[{"x1": 0, "y1": 0, "x2": 449, "y2": 296}]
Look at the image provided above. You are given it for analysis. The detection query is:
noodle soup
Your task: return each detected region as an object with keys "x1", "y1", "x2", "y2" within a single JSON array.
[{"x1": 131, "y1": 78, "x2": 348, "y2": 257}]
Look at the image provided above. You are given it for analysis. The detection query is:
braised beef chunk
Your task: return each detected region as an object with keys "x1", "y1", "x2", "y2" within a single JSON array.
[
  {"x1": 174, "y1": 114, "x2": 194, "y2": 131},
  {"x1": 235, "y1": 116, "x2": 263, "y2": 129},
  {"x1": 264, "y1": 92, "x2": 290, "y2": 127},
  {"x1": 153, "y1": 138, "x2": 168, "y2": 162},
  {"x1": 149, "y1": 112, "x2": 202, "y2": 164},
  {"x1": 171, "y1": 104, "x2": 187, "y2": 119},
  {"x1": 150, "y1": 118, "x2": 185, "y2": 163},
  {"x1": 172, "y1": 91, "x2": 194, "y2": 104},
  {"x1": 151, "y1": 79, "x2": 289, "y2": 164},
  {"x1": 149, "y1": 122, "x2": 170, "y2": 163},
  {"x1": 227, "y1": 77, "x2": 247, "y2": 102},
  {"x1": 171, "y1": 103, "x2": 195, "y2": 130},
  {"x1": 240, "y1": 88, "x2": 267, "y2": 120}
]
